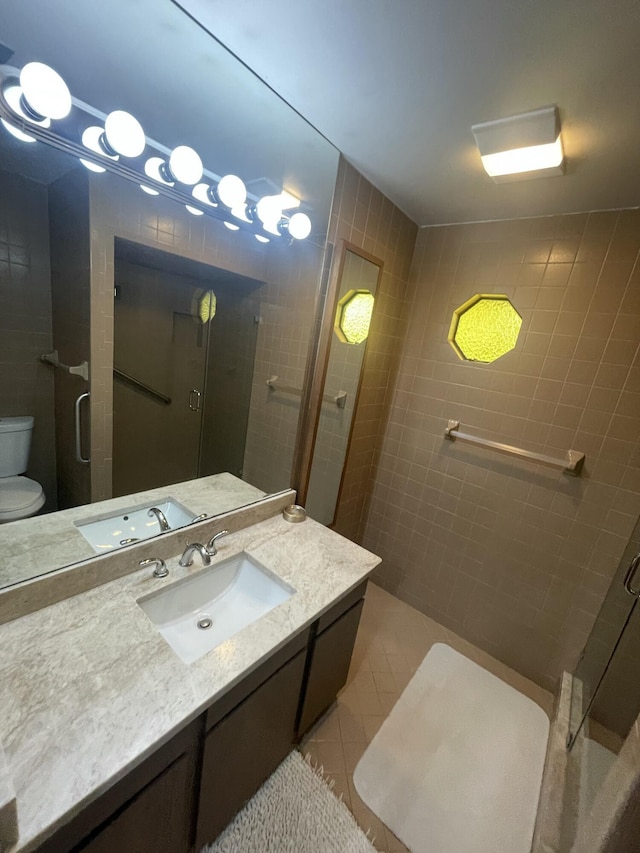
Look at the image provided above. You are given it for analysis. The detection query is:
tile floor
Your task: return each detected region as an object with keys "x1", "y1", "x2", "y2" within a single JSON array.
[{"x1": 299, "y1": 582, "x2": 554, "y2": 853}]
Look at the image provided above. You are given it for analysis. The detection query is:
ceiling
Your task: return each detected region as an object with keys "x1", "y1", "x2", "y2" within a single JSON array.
[{"x1": 176, "y1": 0, "x2": 640, "y2": 226}]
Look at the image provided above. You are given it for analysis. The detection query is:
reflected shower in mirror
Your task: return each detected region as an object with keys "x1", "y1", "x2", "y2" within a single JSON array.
[
  {"x1": 113, "y1": 240, "x2": 263, "y2": 496},
  {"x1": 305, "y1": 243, "x2": 383, "y2": 525}
]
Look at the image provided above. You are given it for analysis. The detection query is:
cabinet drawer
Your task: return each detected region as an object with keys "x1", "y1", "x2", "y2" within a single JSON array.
[
  {"x1": 196, "y1": 648, "x2": 306, "y2": 847},
  {"x1": 297, "y1": 597, "x2": 364, "y2": 737}
]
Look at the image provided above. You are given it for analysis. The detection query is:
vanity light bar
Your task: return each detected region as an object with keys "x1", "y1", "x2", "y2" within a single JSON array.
[{"x1": 0, "y1": 62, "x2": 313, "y2": 243}]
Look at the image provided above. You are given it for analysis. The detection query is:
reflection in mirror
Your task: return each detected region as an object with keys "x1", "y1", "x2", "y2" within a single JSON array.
[
  {"x1": 305, "y1": 244, "x2": 383, "y2": 525},
  {"x1": 0, "y1": 0, "x2": 339, "y2": 589}
]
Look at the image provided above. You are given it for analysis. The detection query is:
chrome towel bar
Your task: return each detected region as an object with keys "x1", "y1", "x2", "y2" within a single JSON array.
[
  {"x1": 266, "y1": 376, "x2": 347, "y2": 409},
  {"x1": 41, "y1": 350, "x2": 89, "y2": 381},
  {"x1": 444, "y1": 419, "x2": 585, "y2": 476}
]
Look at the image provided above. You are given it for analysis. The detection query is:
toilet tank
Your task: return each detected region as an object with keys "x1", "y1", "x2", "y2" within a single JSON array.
[{"x1": 0, "y1": 416, "x2": 34, "y2": 476}]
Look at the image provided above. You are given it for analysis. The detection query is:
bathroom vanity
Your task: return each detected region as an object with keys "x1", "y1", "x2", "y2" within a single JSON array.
[{"x1": 0, "y1": 509, "x2": 379, "y2": 852}]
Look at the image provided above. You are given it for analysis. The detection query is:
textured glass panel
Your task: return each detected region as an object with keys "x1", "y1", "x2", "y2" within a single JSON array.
[
  {"x1": 449, "y1": 295, "x2": 522, "y2": 363},
  {"x1": 335, "y1": 289, "x2": 375, "y2": 345},
  {"x1": 198, "y1": 290, "x2": 217, "y2": 323}
]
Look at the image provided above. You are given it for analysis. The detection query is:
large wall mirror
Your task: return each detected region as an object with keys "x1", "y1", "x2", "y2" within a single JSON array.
[
  {"x1": 305, "y1": 243, "x2": 383, "y2": 525},
  {"x1": 0, "y1": 0, "x2": 339, "y2": 588}
]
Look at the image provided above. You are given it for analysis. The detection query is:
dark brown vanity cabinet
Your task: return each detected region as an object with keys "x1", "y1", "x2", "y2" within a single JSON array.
[
  {"x1": 297, "y1": 580, "x2": 367, "y2": 737},
  {"x1": 195, "y1": 641, "x2": 308, "y2": 847},
  {"x1": 34, "y1": 581, "x2": 367, "y2": 853},
  {"x1": 37, "y1": 720, "x2": 201, "y2": 853}
]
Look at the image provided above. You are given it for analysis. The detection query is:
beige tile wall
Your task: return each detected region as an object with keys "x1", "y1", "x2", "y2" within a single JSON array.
[
  {"x1": 360, "y1": 210, "x2": 640, "y2": 690},
  {"x1": 0, "y1": 169, "x2": 57, "y2": 510},
  {"x1": 328, "y1": 159, "x2": 418, "y2": 539},
  {"x1": 243, "y1": 238, "x2": 326, "y2": 492}
]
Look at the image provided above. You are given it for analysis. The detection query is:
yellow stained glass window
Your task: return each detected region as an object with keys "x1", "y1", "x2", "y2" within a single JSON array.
[
  {"x1": 198, "y1": 290, "x2": 217, "y2": 323},
  {"x1": 334, "y1": 289, "x2": 375, "y2": 345},
  {"x1": 448, "y1": 294, "x2": 522, "y2": 363}
]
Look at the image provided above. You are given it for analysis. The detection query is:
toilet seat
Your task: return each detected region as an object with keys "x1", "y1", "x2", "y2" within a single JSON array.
[{"x1": 0, "y1": 476, "x2": 45, "y2": 522}]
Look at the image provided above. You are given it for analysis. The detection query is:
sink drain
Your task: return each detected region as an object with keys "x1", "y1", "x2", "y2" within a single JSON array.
[{"x1": 197, "y1": 615, "x2": 213, "y2": 630}]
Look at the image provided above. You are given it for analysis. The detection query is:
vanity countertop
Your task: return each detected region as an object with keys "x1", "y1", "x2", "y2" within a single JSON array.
[
  {"x1": 0, "y1": 514, "x2": 380, "y2": 852},
  {"x1": 0, "y1": 472, "x2": 266, "y2": 590}
]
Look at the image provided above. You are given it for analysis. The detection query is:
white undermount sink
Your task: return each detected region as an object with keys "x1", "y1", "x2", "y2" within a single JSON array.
[
  {"x1": 75, "y1": 498, "x2": 197, "y2": 553},
  {"x1": 137, "y1": 551, "x2": 295, "y2": 664}
]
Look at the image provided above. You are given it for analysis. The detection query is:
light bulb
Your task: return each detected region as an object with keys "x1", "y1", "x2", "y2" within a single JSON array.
[
  {"x1": 223, "y1": 222, "x2": 239, "y2": 231},
  {"x1": 185, "y1": 205, "x2": 203, "y2": 216},
  {"x1": 140, "y1": 185, "x2": 159, "y2": 195},
  {"x1": 82, "y1": 126, "x2": 118, "y2": 163},
  {"x1": 103, "y1": 111, "x2": 145, "y2": 158},
  {"x1": 1, "y1": 119, "x2": 36, "y2": 143},
  {"x1": 19, "y1": 62, "x2": 71, "y2": 120},
  {"x1": 255, "y1": 235, "x2": 270, "y2": 243},
  {"x1": 230, "y1": 204, "x2": 251, "y2": 223},
  {"x1": 256, "y1": 195, "x2": 283, "y2": 228},
  {"x1": 216, "y1": 175, "x2": 246, "y2": 208},
  {"x1": 288, "y1": 212, "x2": 312, "y2": 240},
  {"x1": 167, "y1": 146, "x2": 202, "y2": 185},
  {"x1": 144, "y1": 157, "x2": 174, "y2": 186},
  {"x1": 192, "y1": 183, "x2": 216, "y2": 206},
  {"x1": 3, "y1": 84, "x2": 50, "y2": 127},
  {"x1": 79, "y1": 158, "x2": 106, "y2": 173}
]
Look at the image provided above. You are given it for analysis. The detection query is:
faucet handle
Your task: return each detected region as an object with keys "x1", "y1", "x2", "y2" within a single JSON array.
[
  {"x1": 207, "y1": 529, "x2": 230, "y2": 556},
  {"x1": 140, "y1": 558, "x2": 168, "y2": 578}
]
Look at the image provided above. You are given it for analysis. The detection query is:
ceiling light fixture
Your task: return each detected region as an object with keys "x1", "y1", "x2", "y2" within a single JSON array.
[{"x1": 472, "y1": 105, "x2": 564, "y2": 182}]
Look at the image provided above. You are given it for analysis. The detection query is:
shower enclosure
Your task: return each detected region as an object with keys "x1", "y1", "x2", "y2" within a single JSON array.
[
  {"x1": 565, "y1": 511, "x2": 640, "y2": 844},
  {"x1": 112, "y1": 240, "x2": 262, "y2": 497}
]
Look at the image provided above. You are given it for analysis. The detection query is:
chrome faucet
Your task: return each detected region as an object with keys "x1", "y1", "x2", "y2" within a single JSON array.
[
  {"x1": 179, "y1": 543, "x2": 211, "y2": 567},
  {"x1": 148, "y1": 507, "x2": 170, "y2": 531},
  {"x1": 207, "y1": 529, "x2": 229, "y2": 556},
  {"x1": 140, "y1": 558, "x2": 168, "y2": 578}
]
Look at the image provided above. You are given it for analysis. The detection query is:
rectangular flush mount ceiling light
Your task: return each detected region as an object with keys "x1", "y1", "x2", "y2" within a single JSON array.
[{"x1": 472, "y1": 105, "x2": 564, "y2": 182}]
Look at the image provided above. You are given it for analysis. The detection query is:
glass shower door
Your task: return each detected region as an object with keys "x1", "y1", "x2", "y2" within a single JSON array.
[
  {"x1": 567, "y1": 513, "x2": 640, "y2": 841},
  {"x1": 569, "y1": 512, "x2": 640, "y2": 749},
  {"x1": 112, "y1": 250, "x2": 209, "y2": 497}
]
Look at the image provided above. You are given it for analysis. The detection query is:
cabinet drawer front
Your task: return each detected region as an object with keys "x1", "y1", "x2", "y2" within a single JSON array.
[
  {"x1": 297, "y1": 597, "x2": 364, "y2": 737},
  {"x1": 196, "y1": 649, "x2": 306, "y2": 847}
]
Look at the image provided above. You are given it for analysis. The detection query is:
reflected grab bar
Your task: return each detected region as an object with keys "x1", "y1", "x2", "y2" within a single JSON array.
[
  {"x1": 266, "y1": 375, "x2": 347, "y2": 409},
  {"x1": 444, "y1": 420, "x2": 585, "y2": 476},
  {"x1": 41, "y1": 350, "x2": 89, "y2": 381},
  {"x1": 74, "y1": 392, "x2": 90, "y2": 464},
  {"x1": 114, "y1": 368, "x2": 172, "y2": 405}
]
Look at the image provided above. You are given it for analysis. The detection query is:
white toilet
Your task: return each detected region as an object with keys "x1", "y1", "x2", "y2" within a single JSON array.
[{"x1": 0, "y1": 416, "x2": 46, "y2": 523}]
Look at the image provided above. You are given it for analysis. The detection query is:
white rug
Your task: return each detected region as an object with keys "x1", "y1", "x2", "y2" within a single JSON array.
[
  {"x1": 353, "y1": 643, "x2": 550, "y2": 853},
  {"x1": 202, "y1": 750, "x2": 376, "y2": 853}
]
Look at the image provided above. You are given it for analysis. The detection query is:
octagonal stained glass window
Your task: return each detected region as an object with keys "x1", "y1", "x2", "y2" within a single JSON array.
[
  {"x1": 448, "y1": 294, "x2": 522, "y2": 363},
  {"x1": 334, "y1": 288, "x2": 375, "y2": 345}
]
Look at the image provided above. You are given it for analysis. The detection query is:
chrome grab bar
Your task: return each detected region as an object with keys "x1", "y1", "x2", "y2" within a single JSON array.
[
  {"x1": 114, "y1": 368, "x2": 171, "y2": 405},
  {"x1": 266, "y1": 375, "x2": 347, "y2": 409},
  {"x1": 444, "y1": 420, "x2": 585, "y2": 476},
  {"x1": 74, "y1": 392, "x2": 90, "y2": 464},
  {"x1": 623, "y1": 554, "x2": 640, "y2": 598}
]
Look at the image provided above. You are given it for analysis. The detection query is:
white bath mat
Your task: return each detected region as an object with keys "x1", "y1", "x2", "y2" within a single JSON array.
[
  {"x1": 353, "y1": 643, "x2": 549, "y2": 853},
  {"x1": 203, "y1": 750, "x2": 376, "y2": 853}
]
